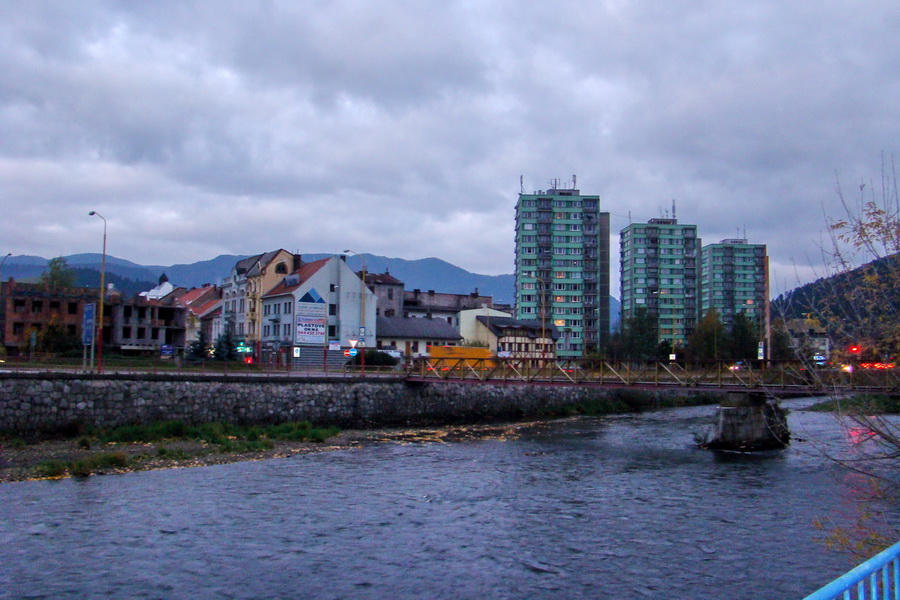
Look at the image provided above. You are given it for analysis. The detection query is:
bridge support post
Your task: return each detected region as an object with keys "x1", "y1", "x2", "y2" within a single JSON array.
[{"x1": 706, "y1": 392, "x2": 790, "y2": 451}]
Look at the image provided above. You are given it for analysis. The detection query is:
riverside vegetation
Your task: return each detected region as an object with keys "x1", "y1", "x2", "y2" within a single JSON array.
[
  {"x1": 0, "y1": 390, "x2": 724, "y2": 483},
  {"x1": 1, "y1": 420, "x2": 340, "y2": 482}
]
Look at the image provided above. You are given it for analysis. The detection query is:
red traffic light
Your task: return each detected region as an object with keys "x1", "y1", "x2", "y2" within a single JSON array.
[{"x1": 849, "y1": 345, "x2": 861, "y2": 354}]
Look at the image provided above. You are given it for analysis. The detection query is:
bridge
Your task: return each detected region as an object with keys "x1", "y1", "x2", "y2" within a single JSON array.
[
  {"x1": 406, "y1": 357, "x2": 900, "y2": 395},
  {"x1": 0, "y1": 356, "x2": 897, "y2": 395}
]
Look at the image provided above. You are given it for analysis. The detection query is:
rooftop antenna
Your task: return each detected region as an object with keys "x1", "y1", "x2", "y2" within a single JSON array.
[
  {"x1": 572, "y1": 174, "x2": 577, "y2": 189},
  {"x1": 628, "y1": 210, "x2": 632, "y2": 224},
  {"x1": 520, "y1": 175, "x2": 524, "y2": 194},
  {"x1": 672, "y1": 198, "x2": 677, "y2": 221}
]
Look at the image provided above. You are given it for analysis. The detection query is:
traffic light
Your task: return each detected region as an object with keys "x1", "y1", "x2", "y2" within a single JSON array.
[{"x1": 848, "y1": 344, "x2": 862, "y2": 354}]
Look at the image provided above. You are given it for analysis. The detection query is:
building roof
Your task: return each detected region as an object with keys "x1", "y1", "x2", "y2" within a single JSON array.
[
  {"x1": 244, "y1": 249, "x2": 285, "y2": 278},
  {"x1": 262, "y1": 257, "x2": 330, "y2": 298},
  {"x1": 476, "y1": 316, "x2": 560, "y2": 341},
  {"x1": 376, "y1": 316, "x2": 462, "y2": 340},
  {"x1": 364, "y1": 271, "x2": 404, "y2": 286}
]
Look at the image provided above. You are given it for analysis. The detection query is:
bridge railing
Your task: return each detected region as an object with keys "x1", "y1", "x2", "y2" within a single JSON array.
[
  {"x1": 801, "y1": 539, "x2": 900, "y2": 600},
  {"x1": 405, "y1": 357, "x2": 899, "y2": 391}
]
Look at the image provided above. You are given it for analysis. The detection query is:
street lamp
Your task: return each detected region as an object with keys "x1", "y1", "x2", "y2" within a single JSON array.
[
  {"x1": 0, "y1": 253, "x2": 10, "y2": 351},
  {"x1": 0, "y1": 252, "x2": 10, "y2": 289},
  {"x1": 89, "y1": 211, "x2": 107, "y2": 373},
  {"x1": 343, "y1": 249, "x2": 366, "y2": 375}
]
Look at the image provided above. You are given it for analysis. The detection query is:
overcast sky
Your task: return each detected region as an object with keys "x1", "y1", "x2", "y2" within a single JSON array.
[{"x1": 1, "y1": 1, "x2": 897, "y2": 297}]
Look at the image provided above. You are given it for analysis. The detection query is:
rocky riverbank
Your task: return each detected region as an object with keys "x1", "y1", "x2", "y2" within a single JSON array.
[{"x1": 0, "y1": 420, "x2": 547, "y2": 483}]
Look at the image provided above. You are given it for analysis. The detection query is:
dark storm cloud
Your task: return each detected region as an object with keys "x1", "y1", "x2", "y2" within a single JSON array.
[{"x1": 0, "y1": 0, "x2": 897, "y2": 288}]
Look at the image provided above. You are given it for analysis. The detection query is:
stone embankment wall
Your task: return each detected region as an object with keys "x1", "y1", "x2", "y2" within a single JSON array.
[{"x1": 0, "y1": 373, "x2": 708, "y2": 435}]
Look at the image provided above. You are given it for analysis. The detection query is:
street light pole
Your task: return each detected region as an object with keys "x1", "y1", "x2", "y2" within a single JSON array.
[
  {"x1": 343, "y1": 249, "x2": 366, "y2": 376},
  {"x1": 89, "y1": 211, "x2": 107, "y2": 374},
  {"x1": 0, "y1": 253, "x2": 10, "y2": 353}
]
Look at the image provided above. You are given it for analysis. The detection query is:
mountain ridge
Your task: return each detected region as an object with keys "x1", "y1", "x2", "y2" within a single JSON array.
[{"x1": 2, "y1": 252, "x2": 622, "y2": 330}]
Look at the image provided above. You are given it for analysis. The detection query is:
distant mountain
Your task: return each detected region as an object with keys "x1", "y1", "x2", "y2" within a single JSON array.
[
  {"x1": 771, "y1": 253, "x2": 899, "y2": 342},
  {"x1": 2, "y1": 252, "x2": 622, "y2": 330}
]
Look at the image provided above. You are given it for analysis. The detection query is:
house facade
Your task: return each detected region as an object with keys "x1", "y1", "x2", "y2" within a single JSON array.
[
  {"x1": 459, "y1": 309, "x2": 559, "y2": 364},
  {"x1": 0, "y1": 280, "x2": 97, "y2": 355},
  {"x1": 220, "y1": 250, "x2": 300, "y2": 353},
  {"x1": 259, "y1": 255, "x2": 377, "y2": 365},
  {"x1": 375, "y1": 315, "x2": 462, "y2": 359}
]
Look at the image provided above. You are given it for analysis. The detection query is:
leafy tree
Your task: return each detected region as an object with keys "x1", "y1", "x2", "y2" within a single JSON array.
[
  {"x1": 621, "y1": 307, "x2": 658, "y2": 359},
  {"x1": 186, "y1": 330, "x2": 209, "y2": 361},
  {"x1": 769, "y1": 318, "x2": 796, "y2": 361},
  {"x1": 728, "y1": 311, "x2": 758, "y2": 360},
  {"x1": 347, "y1": 349, "x2": 398, "y2": 367},
  {"x1": 214, "y1": 331, "x2": 237, "y2": 361},
  {"x1": 804, "y1": 155, "x2": 900, "y2": 554},
  {"x1": 688, "y1": 309, "x2": 726, "y2": 361},
  {"x1": 40, "y1": 257, "x2": 75, "y2": 291},
  {"x1": 37, "y1": 316, "x2": 80, "y2": 354}
]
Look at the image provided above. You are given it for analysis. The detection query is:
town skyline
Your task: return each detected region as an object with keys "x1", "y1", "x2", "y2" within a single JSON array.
[{"x1": 1, "y1": 2, "x2": 897, "y2": 297}]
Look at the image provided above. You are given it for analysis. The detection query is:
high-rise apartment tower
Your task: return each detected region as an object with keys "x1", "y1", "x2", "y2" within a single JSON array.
[
  {"x1": 619, "y1": 218, "x2": 700, "y2": 348},
  {"x1": 700, "y1": 238, "x2": 768, "y2": 335},
  {"x1": 514, "y1": 182, "x2": 610, "y2": 360}
]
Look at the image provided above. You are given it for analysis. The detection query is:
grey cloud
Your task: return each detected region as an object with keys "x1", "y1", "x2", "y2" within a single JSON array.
[{"x1": 0, "y1": 0, "x2": 897, "y2": 287}]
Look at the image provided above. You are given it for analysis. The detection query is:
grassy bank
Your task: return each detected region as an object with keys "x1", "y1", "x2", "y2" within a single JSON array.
[
  {"x1": 537, "y1": 390, "x2": 723, "y2": 418},
  {"x1": 3, "y1": 420, "x2": 341, "y2": 480},
  {"x1": 807, "y1": 395, "x2": 900, "y2": 414}
]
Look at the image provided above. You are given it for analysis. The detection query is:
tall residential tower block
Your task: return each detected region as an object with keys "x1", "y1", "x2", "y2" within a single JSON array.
[
  {"x1": 514, "y1": 184, "x2": 610, "y2": 360},
  {"x1": 700, "y1": 239, "x2": 768, "y2": 334},
  {"x1": 619, "y1": 218, "x2": 700, "y2": 348}
]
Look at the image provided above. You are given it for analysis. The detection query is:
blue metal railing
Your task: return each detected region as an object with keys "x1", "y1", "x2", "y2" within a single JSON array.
[{"x1": 802, "y1": 540, "x2": 900, "y2": 600}]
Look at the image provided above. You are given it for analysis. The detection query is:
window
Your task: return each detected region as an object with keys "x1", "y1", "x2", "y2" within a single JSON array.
[
  {"x1": 68, "y1": 303, "x2": 78, "y2": 315},
  {"x1": 284, "y1": 301, "x2": 291, "y2": 313},
  {"x1": 32, "y1": 300, "x2": 43, "y2": 313},
  {"x1": 329, "y1": 303, "x2": 337, "y2": 316},
  {"x1": 275, "y1": 262, "x2": 288, "y2": 274}
]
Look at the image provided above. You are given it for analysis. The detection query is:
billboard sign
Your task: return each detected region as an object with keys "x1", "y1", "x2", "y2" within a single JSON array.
[
  {"x1": 295, "y1": 289, "x2": 326, "y2": 345},
  {"x1": 82, "y1": 303, "x2": 96, "y2": 346}
]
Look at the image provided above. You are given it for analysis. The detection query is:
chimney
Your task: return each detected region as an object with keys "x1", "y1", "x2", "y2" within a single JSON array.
[{"x1": 293, "y1": 254, "x2": 303, "y2": 271}]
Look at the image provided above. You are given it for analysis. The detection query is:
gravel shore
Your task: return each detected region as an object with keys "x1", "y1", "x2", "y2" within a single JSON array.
[{"x1": 0, "y1": 421, "x2": 541, "y2": 483}]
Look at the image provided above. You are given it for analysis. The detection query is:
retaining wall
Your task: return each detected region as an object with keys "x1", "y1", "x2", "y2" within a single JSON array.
[{"x1": 0, "y1": 373, "x2": 712, "y2": 436}]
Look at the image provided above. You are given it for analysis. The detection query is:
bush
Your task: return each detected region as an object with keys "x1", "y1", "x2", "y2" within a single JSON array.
[{"x1": 346, "y1": 350, "x2": 398, "y2": 367}]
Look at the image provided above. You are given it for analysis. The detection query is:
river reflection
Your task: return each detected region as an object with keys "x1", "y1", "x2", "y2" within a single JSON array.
[{"x1": 1, "y1": 398, "x2": 894, "y2": 599}]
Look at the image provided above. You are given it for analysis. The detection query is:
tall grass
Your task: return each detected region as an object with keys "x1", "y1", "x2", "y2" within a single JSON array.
[{"x1": 96, "y1": 420, "x2": 339, "y2": 447}]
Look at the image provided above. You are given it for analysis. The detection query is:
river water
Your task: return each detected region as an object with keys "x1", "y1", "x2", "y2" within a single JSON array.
[{"x1": 1, "y1": 398, "x2": 895, "y2": 600}]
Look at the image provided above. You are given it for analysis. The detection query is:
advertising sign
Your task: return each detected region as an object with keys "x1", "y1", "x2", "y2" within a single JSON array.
[
  {"x1": 295, "y1": 296, "x2": 326, "y2": 345},
  {"x1": 82, "y1": 303, "x2": 96, "y2": 346}
]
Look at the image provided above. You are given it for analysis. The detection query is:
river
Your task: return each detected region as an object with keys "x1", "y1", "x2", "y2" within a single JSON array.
[{"x1": 1, "y1": 397, "x2": 895, "y2": 599}]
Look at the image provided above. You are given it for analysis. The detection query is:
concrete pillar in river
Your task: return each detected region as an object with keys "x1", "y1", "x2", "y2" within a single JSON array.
[{"x1": 706, "y1": 392, "x2": 790, "y2": 451}]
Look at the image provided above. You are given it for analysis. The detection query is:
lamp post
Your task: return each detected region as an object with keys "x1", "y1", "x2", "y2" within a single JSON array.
[
  {"x1": 343, "y1": 249, "x2": 366, "y2": 376},
  {"x1": 89, "y1": 211, "x2": 107, "y2": 373},
  {"x1": 0, "y1": 253, "x2": 9, "y2": 352},
  {"x1": 0, "y1": 252, "x2": 10, "y2": 281}
]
